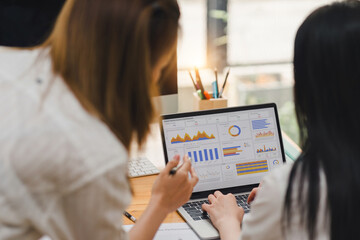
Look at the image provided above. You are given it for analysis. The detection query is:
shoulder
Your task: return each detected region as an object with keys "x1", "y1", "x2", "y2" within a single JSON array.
[
  {"x1": 240, "y1": 163, "x2": 293, "y2": 240},
  {"x1": 0, "y1": 48, "x2": 131, "y2": 238},
  {"x1": 0, "y1": 47, "x2": 129, "y2": 194},
  {"x1": 251, "y1": 162, "x2": 293, "y2": 213},
  {"x1": 0, "y1": 47, "x2": 41, "y2": 80},
  {"x1": 262, "y1": 162, "x2": 293, "y2": 191}
]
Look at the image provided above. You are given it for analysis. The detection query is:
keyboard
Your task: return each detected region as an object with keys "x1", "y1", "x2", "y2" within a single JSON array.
[
  {"x1": 128, "y1": 157, "x2": 160, "y2": 178},
  {"x1": 182, "y1": 194, "x2": 250, "y2": 221}
]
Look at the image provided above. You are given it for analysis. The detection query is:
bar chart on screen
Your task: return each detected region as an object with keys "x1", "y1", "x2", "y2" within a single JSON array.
[
  {"x1": 255, "y1": 142, "x2": 279, "y2": 159},
  {"x1": 223, "y1": 146, "x2": 242, "y2": 157},
  {"x1": 221, "y1": 141, "x2": 254, "y2": 161},
  {"x1": 256, "y1": 144, "x2": 277, "y2": 153},
  {"x1": 254, "y1": 130, "x2": 275, "y2": 139},
  {"x1": 251, "y1": 118, "x2": 275, "y2": 130},
  {"x1": 236, "y1": 160, "x2": 269, "y2": 176},
  {"x1": 187, "y1": 146, "x2": 220, "y2": 163}
]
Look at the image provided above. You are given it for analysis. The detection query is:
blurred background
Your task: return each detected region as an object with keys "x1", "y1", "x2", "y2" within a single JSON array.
[
  {"x1": 0, "y1": 0, "x2": 335, "y2": 144},
  {"x1": 177, "y1": 0, "x2": 334, "y2": 144}
]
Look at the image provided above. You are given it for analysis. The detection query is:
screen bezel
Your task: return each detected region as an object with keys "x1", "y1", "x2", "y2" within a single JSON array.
[{"x1": 160, "y1": 103, "x2": 286, "y2": 199}]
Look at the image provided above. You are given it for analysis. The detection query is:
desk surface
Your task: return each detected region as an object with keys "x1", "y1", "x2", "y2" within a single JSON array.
[{"x1": 123, "y1": 175, "x2": 184, "y2": 225}]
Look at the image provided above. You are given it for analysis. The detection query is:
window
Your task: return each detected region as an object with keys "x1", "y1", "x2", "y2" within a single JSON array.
[{"x1": 177, "y1": 0, "x2": 335, "y2": 143}]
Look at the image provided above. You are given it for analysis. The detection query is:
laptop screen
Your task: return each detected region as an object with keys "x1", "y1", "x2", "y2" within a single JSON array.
[{"x1": 161, "y1": 104, "x2": 285, "y2": 194}]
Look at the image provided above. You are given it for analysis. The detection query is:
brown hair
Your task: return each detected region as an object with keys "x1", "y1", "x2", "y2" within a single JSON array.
[{"x1": 45, "y1": 0, "x2": 180, "y2": 150}]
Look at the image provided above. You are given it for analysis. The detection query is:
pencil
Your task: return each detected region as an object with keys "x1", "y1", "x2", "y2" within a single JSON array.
[
  {"x1": 188, "y1": 70, "x2": 198, "y2": 90},
  {"x1": 214, "y1": 68, "x2": 219, "y2": 98},
  {"x1": 195, "y1": 67, "x2": 205, "y2": 95},
  {"x1": 219, "y1": 68, "x2": 230, "y2": 98}
]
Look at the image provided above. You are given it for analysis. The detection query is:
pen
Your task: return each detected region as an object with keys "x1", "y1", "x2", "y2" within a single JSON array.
[
  {"x1": 214, "y1": 68, "x2": 219, "y2": 98},
  {"x1": 212, "y1": 81, "x2": 218, "y2": 99},
  {"x1": 170, "y1": 167, "x2": 177, "y2": 175},
  {"x1": 169, "y1": 157, "x2": 192, "y2": 175},
  {"x1": 188, "y1": 70, "x2": 198, "y2": 91},
  {"x1": 219, "y1": 68, "x2": 230, "y2": 98},
  {"x1": 123, "y1": 211, "x2": 137, "y2": 223}
]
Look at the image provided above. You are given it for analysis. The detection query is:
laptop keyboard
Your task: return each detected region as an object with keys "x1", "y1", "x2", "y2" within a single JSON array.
[{"x1": 183, "y1": 194, "x2": 251, "y2": 221}]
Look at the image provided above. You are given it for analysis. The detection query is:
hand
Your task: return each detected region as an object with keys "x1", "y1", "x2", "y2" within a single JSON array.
[
  {"x1": 247, "y1": 187, "x2": 259, "y2": 204},
  {"x1": 150, "y1": 155, "x2": 198, "y2": 214},
  {"x1": 130, "y1": 156, "x2": 198, "y2": 240},
  {"x1": 202, "y1": 191, "x2": 243, "y2": 240}
]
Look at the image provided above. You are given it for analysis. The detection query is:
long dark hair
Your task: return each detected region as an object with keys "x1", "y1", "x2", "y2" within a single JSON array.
[
  {"x1": 45, "y1": 0, "x2": 180, "y2": 150},
  {"x1": 284, "y1": 1, "x2": 360, "y2": 239}
]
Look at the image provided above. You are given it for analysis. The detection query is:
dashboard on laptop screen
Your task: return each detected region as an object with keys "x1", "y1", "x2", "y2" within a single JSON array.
[{"x1": 161, "y1": 105, "x2": 285, "y2": 193}]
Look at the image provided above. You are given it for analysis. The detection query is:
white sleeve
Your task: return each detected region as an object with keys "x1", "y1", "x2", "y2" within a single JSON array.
[
  {"x1": 240, "y1": 165, "x2": 291, "y2": 240},
  {"x1": 45, "y1": 165, "x2": 131, "y2": 240}
]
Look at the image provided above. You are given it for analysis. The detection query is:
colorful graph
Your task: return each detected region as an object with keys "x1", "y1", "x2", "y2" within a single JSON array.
[
  {"x1": 255, "y1": 131, "x2": 274, "y2": 138},
  {"x1": 256, "y1": 145, "x2": 277, "y2": 153},
  {"x1": 223, "y1": 146, "x2": 243, "y2": 157},
  {"x1": 171, "y1": 131, "x2": 215, "y2": 144},
  {"x1": 228, "y1": 125, "x2": 241, "y2": 137},
  {"x1": 252, "y1": 119, "x2": 271, "y2": 130},
  {"x1": 236, "y1": 160, "x2": 268, "y2": 175},
  {"x1": 189, "y1": 148, "x2": 219, "y2": 162}
]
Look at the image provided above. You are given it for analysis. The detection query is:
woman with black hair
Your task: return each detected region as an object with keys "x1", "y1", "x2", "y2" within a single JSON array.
[{"x1": 202, "y1": 1, "x2": 360, "y2": 239}]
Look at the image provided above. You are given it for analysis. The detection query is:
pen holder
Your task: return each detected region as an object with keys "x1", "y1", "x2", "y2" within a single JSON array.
[{"x1": 193, "y1": 92, "x2": 228, "y2": 111}]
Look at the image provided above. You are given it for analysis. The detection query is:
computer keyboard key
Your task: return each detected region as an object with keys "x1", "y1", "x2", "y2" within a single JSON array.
[{"x1": 128, "y1": 157, "x2": 160, "y2": 178}]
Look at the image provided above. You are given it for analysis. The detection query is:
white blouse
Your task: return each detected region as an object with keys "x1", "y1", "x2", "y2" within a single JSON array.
[
  {"x1": 0, "y1": 47, "x2": 131, "y2": 240},
  {"x1": 241, "y1": 163, "x2": 330, "y2": 240}
]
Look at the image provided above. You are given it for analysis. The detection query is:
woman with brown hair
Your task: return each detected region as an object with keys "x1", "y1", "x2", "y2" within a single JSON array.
[{"x1": 0, "y1": 0, "x2": 198, "y2": 239}]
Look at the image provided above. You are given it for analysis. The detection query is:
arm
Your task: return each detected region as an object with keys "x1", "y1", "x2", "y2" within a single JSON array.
[
  {"x1": 48, "y1": 155, "x2": 197, "y2": 240},
  {"x1": 203, "y1": 167, "x2": 288, "y2": 240},
  {"x1": 54, "y1": 164, "x2": 132, "y2": 240},
  {"x1": 129, "y1": 155, "x2": 198, "y2": 240},
  {"x1": 202, "y1": 191, "x2": 244, "y2": 240}
]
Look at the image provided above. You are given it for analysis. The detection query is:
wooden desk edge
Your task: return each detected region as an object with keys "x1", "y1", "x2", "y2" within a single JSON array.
[{"x1": 123, "y1": 174, "x2": 184, "y2": 225}]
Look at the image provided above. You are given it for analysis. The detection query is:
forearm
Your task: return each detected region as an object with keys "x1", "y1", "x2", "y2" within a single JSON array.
[
  {"x1": 218, "y1": 222, "x2": 241, "y2": 240},
  {"x1": 129, "y1": 196, "x2": 168, "y2": 240}
]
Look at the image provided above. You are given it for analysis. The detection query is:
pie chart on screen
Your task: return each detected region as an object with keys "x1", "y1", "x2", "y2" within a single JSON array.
[{"x1": 228, "y1": 125, "x2": 241, "y2": 137}]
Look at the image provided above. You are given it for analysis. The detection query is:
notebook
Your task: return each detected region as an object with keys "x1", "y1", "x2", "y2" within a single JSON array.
[{"x1": 160, "y1": 103, "x2": 286, "y2": 239}]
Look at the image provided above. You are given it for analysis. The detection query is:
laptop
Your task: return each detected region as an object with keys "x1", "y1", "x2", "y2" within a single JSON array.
[{"x1": 160, "y1": 103, "x2": 286, "y2": 239}]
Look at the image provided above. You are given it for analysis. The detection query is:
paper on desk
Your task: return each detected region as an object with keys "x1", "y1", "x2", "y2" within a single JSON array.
[
  {"x1": 123, "y1": 222, "x2": 200, "y2": 240},
  {"x1": 39, "y1": 223, "x2": 200, "y2": 240}
]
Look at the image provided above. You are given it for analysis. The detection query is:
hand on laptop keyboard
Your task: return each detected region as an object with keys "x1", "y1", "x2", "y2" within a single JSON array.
[
  {"x1": 247, "y1": 187, "x2": 259, "y2": 204},
  {"x1": 183, "y1": 193, "x2": 250, "y2": 222},
  {"x1": 201, "y1": 191, "x2": 244, "y2": 239}
]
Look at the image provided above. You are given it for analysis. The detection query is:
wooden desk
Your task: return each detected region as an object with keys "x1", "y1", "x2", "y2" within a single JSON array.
[{"x1": 123, "y1": 174, "x2": 184, "y2": 225}]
